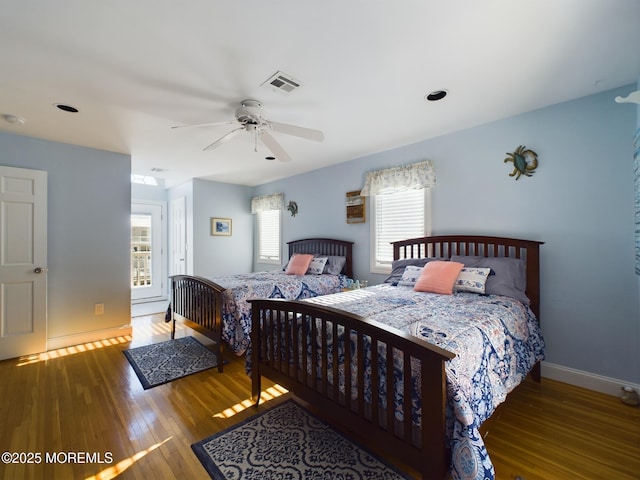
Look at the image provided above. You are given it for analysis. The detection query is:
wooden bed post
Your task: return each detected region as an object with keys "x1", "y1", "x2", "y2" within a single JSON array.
[
  {"x1": 251, "y1": 301, "x2": 262, "y2": 405},
  {"x1": 420, "y1": 358, "x2": 450, "y2": 479}
]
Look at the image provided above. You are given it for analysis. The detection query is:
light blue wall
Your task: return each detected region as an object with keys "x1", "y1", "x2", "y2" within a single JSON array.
[
  {"x1": 132, "y1": 182, "x2": 167, "y2": 203},
  {"x1": 253, "y1": 84, "x2": 640, "y2": 385},
  {"x1": 168, "y1": 178, "x2": 253, "y2": 277},
  {"x1": 0, "y1": 131, "x2": 131, "y2": 340},
  {"x1": 191, "y1": 178, "x2": 253, "y2": 276}
]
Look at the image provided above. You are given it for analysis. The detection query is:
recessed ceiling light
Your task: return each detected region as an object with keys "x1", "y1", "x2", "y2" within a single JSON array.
[
  {"x1": 54, "y1": 103, "x2": 79, "y2": 113},
  {"x1": 425, "y1": 90, "x2": 448, "y2": 102},
  {"x1": 2, "y1": 114, "x2": 26, "y2": 125}
]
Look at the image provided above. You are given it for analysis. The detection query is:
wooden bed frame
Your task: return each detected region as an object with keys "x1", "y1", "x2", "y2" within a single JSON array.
[
  {"x1": 249, "y1": 235, "x2": 543, "y2": 480},
  {"x1": 168, "y1": 237, "x2": 354, "y2": 372}
]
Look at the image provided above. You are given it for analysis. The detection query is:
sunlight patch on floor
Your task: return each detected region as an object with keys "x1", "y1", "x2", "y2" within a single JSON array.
[
  {"x1": 213, "y1": 384, "x2": 289, "y2": 419},
  {"x1": 16, "y1": 336, "x2": 132, "y2": 366},
  {"x1": 84, "y1": 436, "x2": 172, "y2": 480}
]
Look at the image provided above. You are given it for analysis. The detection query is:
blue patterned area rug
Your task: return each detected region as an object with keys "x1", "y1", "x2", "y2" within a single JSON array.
[
  {"x1": 192, "y1": 399, "x2": 412, "y2": 480},
  {"x1": 123, "y1": 336, "x2": 220, "y2": 389}
]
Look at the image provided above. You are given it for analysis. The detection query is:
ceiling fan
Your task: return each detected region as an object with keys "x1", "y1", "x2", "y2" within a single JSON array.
[{"x1": 172, "y1": 99, "x2": 324, "y2": 162}]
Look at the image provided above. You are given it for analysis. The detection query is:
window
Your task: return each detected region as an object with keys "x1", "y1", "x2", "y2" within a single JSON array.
[
  {"x1": 131, "y1": 174, "x2": 158, "y2": 185},
  {"x1": 131, "y1": 214, "x2": 152, "y2": 287},
  {"x1": 370, "y1": 188, "x2": 430, "y2": 273},
  {"x1": 131, "y1": 201, "x2": 166, "y2": 302},
  {"x1": 252, "y1": 193, "x2": 284, "y2": 265},
  {"x1": 257, "y1": 209, "x2": 281, "y2": 264}
]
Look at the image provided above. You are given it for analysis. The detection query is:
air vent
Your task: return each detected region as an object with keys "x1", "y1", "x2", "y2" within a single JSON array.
[{"x1": 262, "y1": 71, "x2": 301, "y2": 94}]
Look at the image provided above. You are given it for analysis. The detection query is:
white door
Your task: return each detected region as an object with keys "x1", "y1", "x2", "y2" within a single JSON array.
[
  {"x1": 131, "y1": 201, "x2": 165, "y2": 302},
  {"x1": 171, "y1": 196, "x2": 187, "y2": 275},
  {"x1": 0, "y1": 166, "x2": 47, "y2": 360}
]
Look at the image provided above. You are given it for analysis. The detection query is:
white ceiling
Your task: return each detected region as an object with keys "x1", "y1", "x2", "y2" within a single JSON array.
[{"x1": 1, "y1": 1, "x2": 639, "y2": 188}]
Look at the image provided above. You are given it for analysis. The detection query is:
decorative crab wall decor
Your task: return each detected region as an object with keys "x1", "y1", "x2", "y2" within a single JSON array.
[{"x1": 504, "y1": 145, "x2": 538, "y2": 180}]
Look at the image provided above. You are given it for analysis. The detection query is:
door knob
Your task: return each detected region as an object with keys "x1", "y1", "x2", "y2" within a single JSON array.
[{"x1": 34, "y1": 267, "x2": 44, "y2": 274}]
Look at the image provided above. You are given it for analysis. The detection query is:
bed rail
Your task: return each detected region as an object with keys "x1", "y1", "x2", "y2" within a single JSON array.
[
  {"x1": 169, "y1": 275, "x2": 225, "y2": 372},
  {"x1": 250, "y1": 298, "x2": 455, "y2": 479}
]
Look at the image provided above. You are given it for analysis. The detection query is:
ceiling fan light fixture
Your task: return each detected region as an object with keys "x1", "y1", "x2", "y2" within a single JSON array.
[
  {"x1": 425, "y1": 90, "x2": 448, "y2": 102},
  {"x1": 2, "y1": 114, "x2": 26, "y2": 125},
  {"x1": 177, "y1": 99, "x2": 323, "y2": 162}
]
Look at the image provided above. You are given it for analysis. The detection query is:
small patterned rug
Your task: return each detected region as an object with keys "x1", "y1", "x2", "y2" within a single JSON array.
[
  {"x1": 191, "y1": 399, "x2": 412, "y2": 480},
  {"x1": 123, "y1": 336, "x2": 220, "y2": 389}
]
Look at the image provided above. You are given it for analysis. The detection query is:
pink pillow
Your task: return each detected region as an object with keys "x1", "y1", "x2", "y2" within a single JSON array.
[
  {"x1": 285, "y1": 254, "x2": 314, "y2": 275},
  {"x1": 414, "y1": 261, "x2": 464, "y2": 295}
]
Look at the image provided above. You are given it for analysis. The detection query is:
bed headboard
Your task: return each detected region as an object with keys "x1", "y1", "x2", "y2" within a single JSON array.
[
  {"x1": 392, "y1": 235, "x2": 544, "y2": 319},
  {"x1": 287, "y1": 238, "x2": 354, "y2": 278}
]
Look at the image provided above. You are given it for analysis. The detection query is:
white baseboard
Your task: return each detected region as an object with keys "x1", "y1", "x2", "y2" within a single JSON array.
[
  {"x1": 47, "y1": 324, "x2": 133, "y2": 351},
  {"x1": 542, "y1": 361, "x2": 640, "y2": 398},
  {"x1": 131, "y1": 300, "x2": 169, "y2": 317}
]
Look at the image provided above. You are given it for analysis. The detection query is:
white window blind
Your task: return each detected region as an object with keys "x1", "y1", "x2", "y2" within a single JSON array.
[
  {"x1": 372, "y1": 189, "x2": 428, "y2": 271},
  {"x1": 257, "y1": 209, "x2": 281, "y2": 263}
]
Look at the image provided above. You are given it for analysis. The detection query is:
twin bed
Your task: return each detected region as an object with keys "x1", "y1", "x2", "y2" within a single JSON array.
[
  {"x1": 168, "y1": 234, "x2": 545, "y2": 480},
  {"x1": 168, "y1": 238, "x2": 354, "y2": 371}
]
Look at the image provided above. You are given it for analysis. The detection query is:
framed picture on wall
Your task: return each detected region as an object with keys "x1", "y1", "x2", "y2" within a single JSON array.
[
  {"x1": 346, "y1": 190, "x2": 366, "y2": 224},
  {"x1": 211, "y1": 217, "x2": 232, "y2": 236}
]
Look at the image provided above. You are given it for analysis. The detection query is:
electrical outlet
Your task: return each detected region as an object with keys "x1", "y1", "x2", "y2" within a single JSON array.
[{"x1": 94, "y1": 303, "x2": 104, "y2": 315}]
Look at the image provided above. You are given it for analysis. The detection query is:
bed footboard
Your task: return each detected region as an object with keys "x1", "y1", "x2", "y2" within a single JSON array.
[
  {"x1": 169, "y1": 275, "x2": 226, "y2": 373},
  {"x1": 250, "y1": 298, "x2": 456, "y2": 480}
]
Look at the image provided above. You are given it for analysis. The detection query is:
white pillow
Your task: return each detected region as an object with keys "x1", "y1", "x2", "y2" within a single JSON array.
[
  {"x1": 397, "y1": 265, "x2": 424, "y2": 286},
  {"x1": 307, "y1": 257, "x2": 329, "y2": 275},
  {"x1": 454, "y1": 267, "x2": 492, "y2": 294}
]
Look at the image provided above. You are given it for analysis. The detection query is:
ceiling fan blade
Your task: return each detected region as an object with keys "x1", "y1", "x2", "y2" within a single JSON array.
[
  {"x1": 172, "y1": 120, "x2": 239, "y2": 129},
  {"x1": 203, "y1": 126, "x2": 244, "y2": 151},
  {"x1": 269, "y1": 121, "x2": 324, "y2": 142},
  {"x1": 260, "y1": 131, "x2": 292, "y2": 162}
]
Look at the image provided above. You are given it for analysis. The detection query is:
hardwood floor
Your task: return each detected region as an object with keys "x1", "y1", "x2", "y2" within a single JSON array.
[
  {"x1": 485, "y1": 376, "x2": 640, "y2": 480},
  {"x1": 0, "y1": 315, "x2": 285, "y2": 480},
  {"x1": 0, "y1": 313, "x2": 638, "y2": 480}
]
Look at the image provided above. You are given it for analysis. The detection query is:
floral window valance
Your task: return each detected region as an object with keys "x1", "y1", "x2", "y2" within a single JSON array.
[
  {"x1": 360, "y1": 160, "x2": 436, "y2": 196},
  {"x1": 251, "y1": 193, "x2": 284, "y2": 214}
]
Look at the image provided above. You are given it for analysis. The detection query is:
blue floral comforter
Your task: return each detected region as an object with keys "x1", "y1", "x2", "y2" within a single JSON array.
[
  {"x1": 305, "y1": 284, "x2": 545, "y2": 480},
  {"x1": 204, "y1": 271, "x2": 346, "y2": 355}
]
